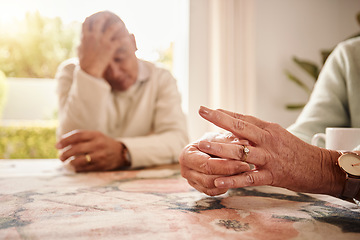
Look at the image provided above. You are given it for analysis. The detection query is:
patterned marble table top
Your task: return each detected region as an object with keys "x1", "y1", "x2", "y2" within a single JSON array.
[{"x1": 1, "y1": 159, "x2": 359, "y2": 240}]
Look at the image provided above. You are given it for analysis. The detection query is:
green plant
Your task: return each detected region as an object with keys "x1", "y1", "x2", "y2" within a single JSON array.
[
  {"x1": 157, "y1": 42, "x2": 174, "y2": 72},
  {"x1": 285, "y1": 12, "x2": 360, "y2": 110},
  {"x1": 0, "y1": 11, "x2": 80, "y2": 78},
  {"x1": 0, "y1": 124, "x2": 58, "y2": 159}
]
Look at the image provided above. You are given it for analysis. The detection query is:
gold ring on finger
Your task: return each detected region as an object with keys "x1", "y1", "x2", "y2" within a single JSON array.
[
  {"x1": 85, "y1": 154, "x2": 92, "y2": 164},
  {"x1": 243, "y1": 145, "x2": 250, "y2": 161}
]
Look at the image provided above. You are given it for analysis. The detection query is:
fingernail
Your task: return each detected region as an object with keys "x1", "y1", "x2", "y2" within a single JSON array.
[
  {"x1": 199, "y1": 106, "x2": 210, "y2": 116},
  {"x1": 199, "y1": 141, "x2": 211, "y2": 150},
  {"x1": 55, "y1": 142, "x2": 62, "y2": 149},
  {"x1": 246, "y1": 174, "x2": 254, "y2": 184},
  {"x1": 214, "y1": 179, "x2": 225, "y2": 188}
]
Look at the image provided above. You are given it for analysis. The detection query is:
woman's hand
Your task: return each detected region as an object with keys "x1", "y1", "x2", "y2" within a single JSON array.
[
  {"x1": 179, "y1": 132, "x2": 252, "y2": 196},
  {"x1": 180, "y1": 106, "x2": 346, "y2": 197}
]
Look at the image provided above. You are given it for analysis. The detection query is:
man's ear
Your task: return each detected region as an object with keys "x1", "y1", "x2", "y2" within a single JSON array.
[{"x1": 130, "y1": 34, "x2": 138, "y2": 51}]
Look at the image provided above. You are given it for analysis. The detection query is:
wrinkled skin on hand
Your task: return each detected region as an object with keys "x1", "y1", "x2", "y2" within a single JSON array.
[
  {"x1": 179, "y1": 106, "x2": 346, "y2": 197},
  {"x1": 179, "y1": 132, "x2": 252, "y2": 196},
  {"x1": 56, "y1": 130, "x2": 126, "y2": 172}
]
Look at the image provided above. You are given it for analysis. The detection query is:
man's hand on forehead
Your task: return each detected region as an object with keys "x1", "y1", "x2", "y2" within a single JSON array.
[
  {"x1": 85, "y1": 11, "x2": 127, "y2": 34},
  {"x1": 79, "y1": 11, "x2": 127, "y2": 78}
]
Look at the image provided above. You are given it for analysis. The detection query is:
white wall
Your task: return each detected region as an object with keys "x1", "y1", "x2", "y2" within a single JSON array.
[
  {"x1": 188, "y1": 0, "x2": 360, "y2": 141},
  {"x1": 1, "y1": 78, "x2": 57, "y2": 121},
  {"x1": 253, "y1": 0, "x2": 360, "y2": 127},
  {"x1": 2, "y1": 0, "x2": 359, "y2": 137},
  {"x1": 188, "y1": 0, "x2": 212, "y2": 141}
]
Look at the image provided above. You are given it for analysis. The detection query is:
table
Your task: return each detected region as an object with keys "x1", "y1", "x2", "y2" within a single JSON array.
[{"x1": 1, "y1": 159, "x2": 359, "y2": 240}]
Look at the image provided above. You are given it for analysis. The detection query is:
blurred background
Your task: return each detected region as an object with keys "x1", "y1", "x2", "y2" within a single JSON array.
[{"x1": 0, "y1": 0, "x2": 359, "y2": 158}]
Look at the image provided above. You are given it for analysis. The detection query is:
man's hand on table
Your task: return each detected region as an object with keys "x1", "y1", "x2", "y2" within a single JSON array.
[{"x1": 56, "y1": 130, "x2": 128, "y2": 172}]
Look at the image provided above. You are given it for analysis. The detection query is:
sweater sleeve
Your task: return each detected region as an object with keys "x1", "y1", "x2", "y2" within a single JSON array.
[
  {"x1": 56, "y1": 59, "x2": 112, "y2": 139},
  {"x1": 117, "y1": 70, "x2": 189, "y2": 168},
  {"x1": 287, "y1": 41, "x2": 351, "y2": 144}
]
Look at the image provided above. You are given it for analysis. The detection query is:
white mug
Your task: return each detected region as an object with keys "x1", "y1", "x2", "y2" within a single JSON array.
[{"x1": 311, "y1": 127, "x2": 360, "y2": 151}]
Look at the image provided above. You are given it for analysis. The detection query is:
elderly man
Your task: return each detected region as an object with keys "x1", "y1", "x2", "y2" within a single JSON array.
[{"x1": 55, "y1": 11, "x2": 188, "y2": 172}]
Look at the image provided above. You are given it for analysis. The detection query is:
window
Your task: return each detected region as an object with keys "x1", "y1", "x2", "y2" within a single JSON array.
[
  {"x1": 0, "y1": 0, "x2": 189, "y2": 158},
  {"x1": 0, "y1": 0, "x2": 189, "y2": 121}
]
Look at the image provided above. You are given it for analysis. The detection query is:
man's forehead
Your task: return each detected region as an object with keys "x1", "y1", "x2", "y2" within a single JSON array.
[
  {"x1": 89, "y1": 11, "x2": 128, "y2": 34},
  {"x1": 114, "y1": 37, "x2": 133, "y2": 54}
]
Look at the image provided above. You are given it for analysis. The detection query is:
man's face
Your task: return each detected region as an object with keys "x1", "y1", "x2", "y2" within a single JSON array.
[{"x1": 103, "y1": 34, "x2": 139, "y2": 91}]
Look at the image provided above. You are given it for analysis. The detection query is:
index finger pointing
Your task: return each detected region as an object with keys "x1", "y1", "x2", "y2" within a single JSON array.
[
  {"x1": 198, "y1": 106, "x2": 265, "y2": 145},
  {"x1": 218, "y1": 109, "x2": 269, "y2": 130}
]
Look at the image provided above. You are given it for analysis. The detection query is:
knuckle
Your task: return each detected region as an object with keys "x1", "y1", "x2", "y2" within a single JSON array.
[
  {"x1": 231, "y1": 163, "x2": 250, "y2": 175},
  {"x1": 94, "y1": 131, "x2": 104, "y2": 138},
  {"x1": 201, "y1": 177, "x2": 216, "y2": 189},
  {"x1": 97, "y1": 151, "x2": 107, "y2": 160},
  {"x1": 200, "y1": 161, "x2": 214, "y2": 175},
  {"x1": 96, "y1": 139, "x2": 106, "y2": 148},
  {"x1": 215, "y1": 143, "x2": 223, "y2": 155},
  {"x1": 223, "y1": 164, "x2": 238, "y2": 175},
  {"x1": 232, "y1": 119, "x2": 245, "y2": 132},
  {"x1": 205, "y1": 188, "x2": 220, "y2": 196},
  {"x1": 236, "y1": 146, "x2": 245, "y2": 160},
  {"x1": 244, "y1": 172, "x2": 255, "y2": 186},
  {"x1": 233, "y1": 112, "x2": 245, "y2": 120},
  {"x1": 228, "y1": 177, "x2": 237, "y2": 188},
  {"x1": 270, "y1": 122, "x2": 282, "y2": 130},
  {"x1": 263, "y1": 151, "x2": 272, "y2": 165}
]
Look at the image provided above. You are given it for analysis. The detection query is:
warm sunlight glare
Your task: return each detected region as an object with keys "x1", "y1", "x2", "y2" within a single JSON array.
[{"x1": 0, "y1": 0, "x2": 183, "y2": 62}]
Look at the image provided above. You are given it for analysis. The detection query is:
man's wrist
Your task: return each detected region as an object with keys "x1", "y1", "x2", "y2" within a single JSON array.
[
  {"x1": 80, "y1": 67, "x2": 103, "y2": 79},
  {"x1": 121, "y1": 143, "x2": 131, "y2": 167},
  {"x1": 79, "y1": 59, "x2": 105, "y2": 79}
]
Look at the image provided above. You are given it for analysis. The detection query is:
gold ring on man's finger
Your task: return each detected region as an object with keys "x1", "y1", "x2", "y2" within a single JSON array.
[{"x1": 85, "y1": 154, "x2": 92, "y2": 164}]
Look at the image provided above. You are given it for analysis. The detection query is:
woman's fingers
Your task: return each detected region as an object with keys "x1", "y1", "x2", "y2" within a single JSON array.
[
  {"x1": 179, "y1": 145, "x2": 252, "y2": 175},
  {"x1": 214, "y1": 170, "x2": 274, "y2": 189},
  {"x1": 187, "y1": 180, "x2": 229, "y2": 196},
  {"x1": 181, "y1": 166, "x2": 220, "y2": 189},
  {"x1": 198, "y1": 141, "x2": 250, "y2": 161},
  {"x1": 198, "y1": 141, "x2": 266, "y2": 166},
  {"x1": 198, "y1": 106, "x2": 266, "y2": 145},
  {"x1": 218, "y1": 109, "x2": 269, "y2": 130}
]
